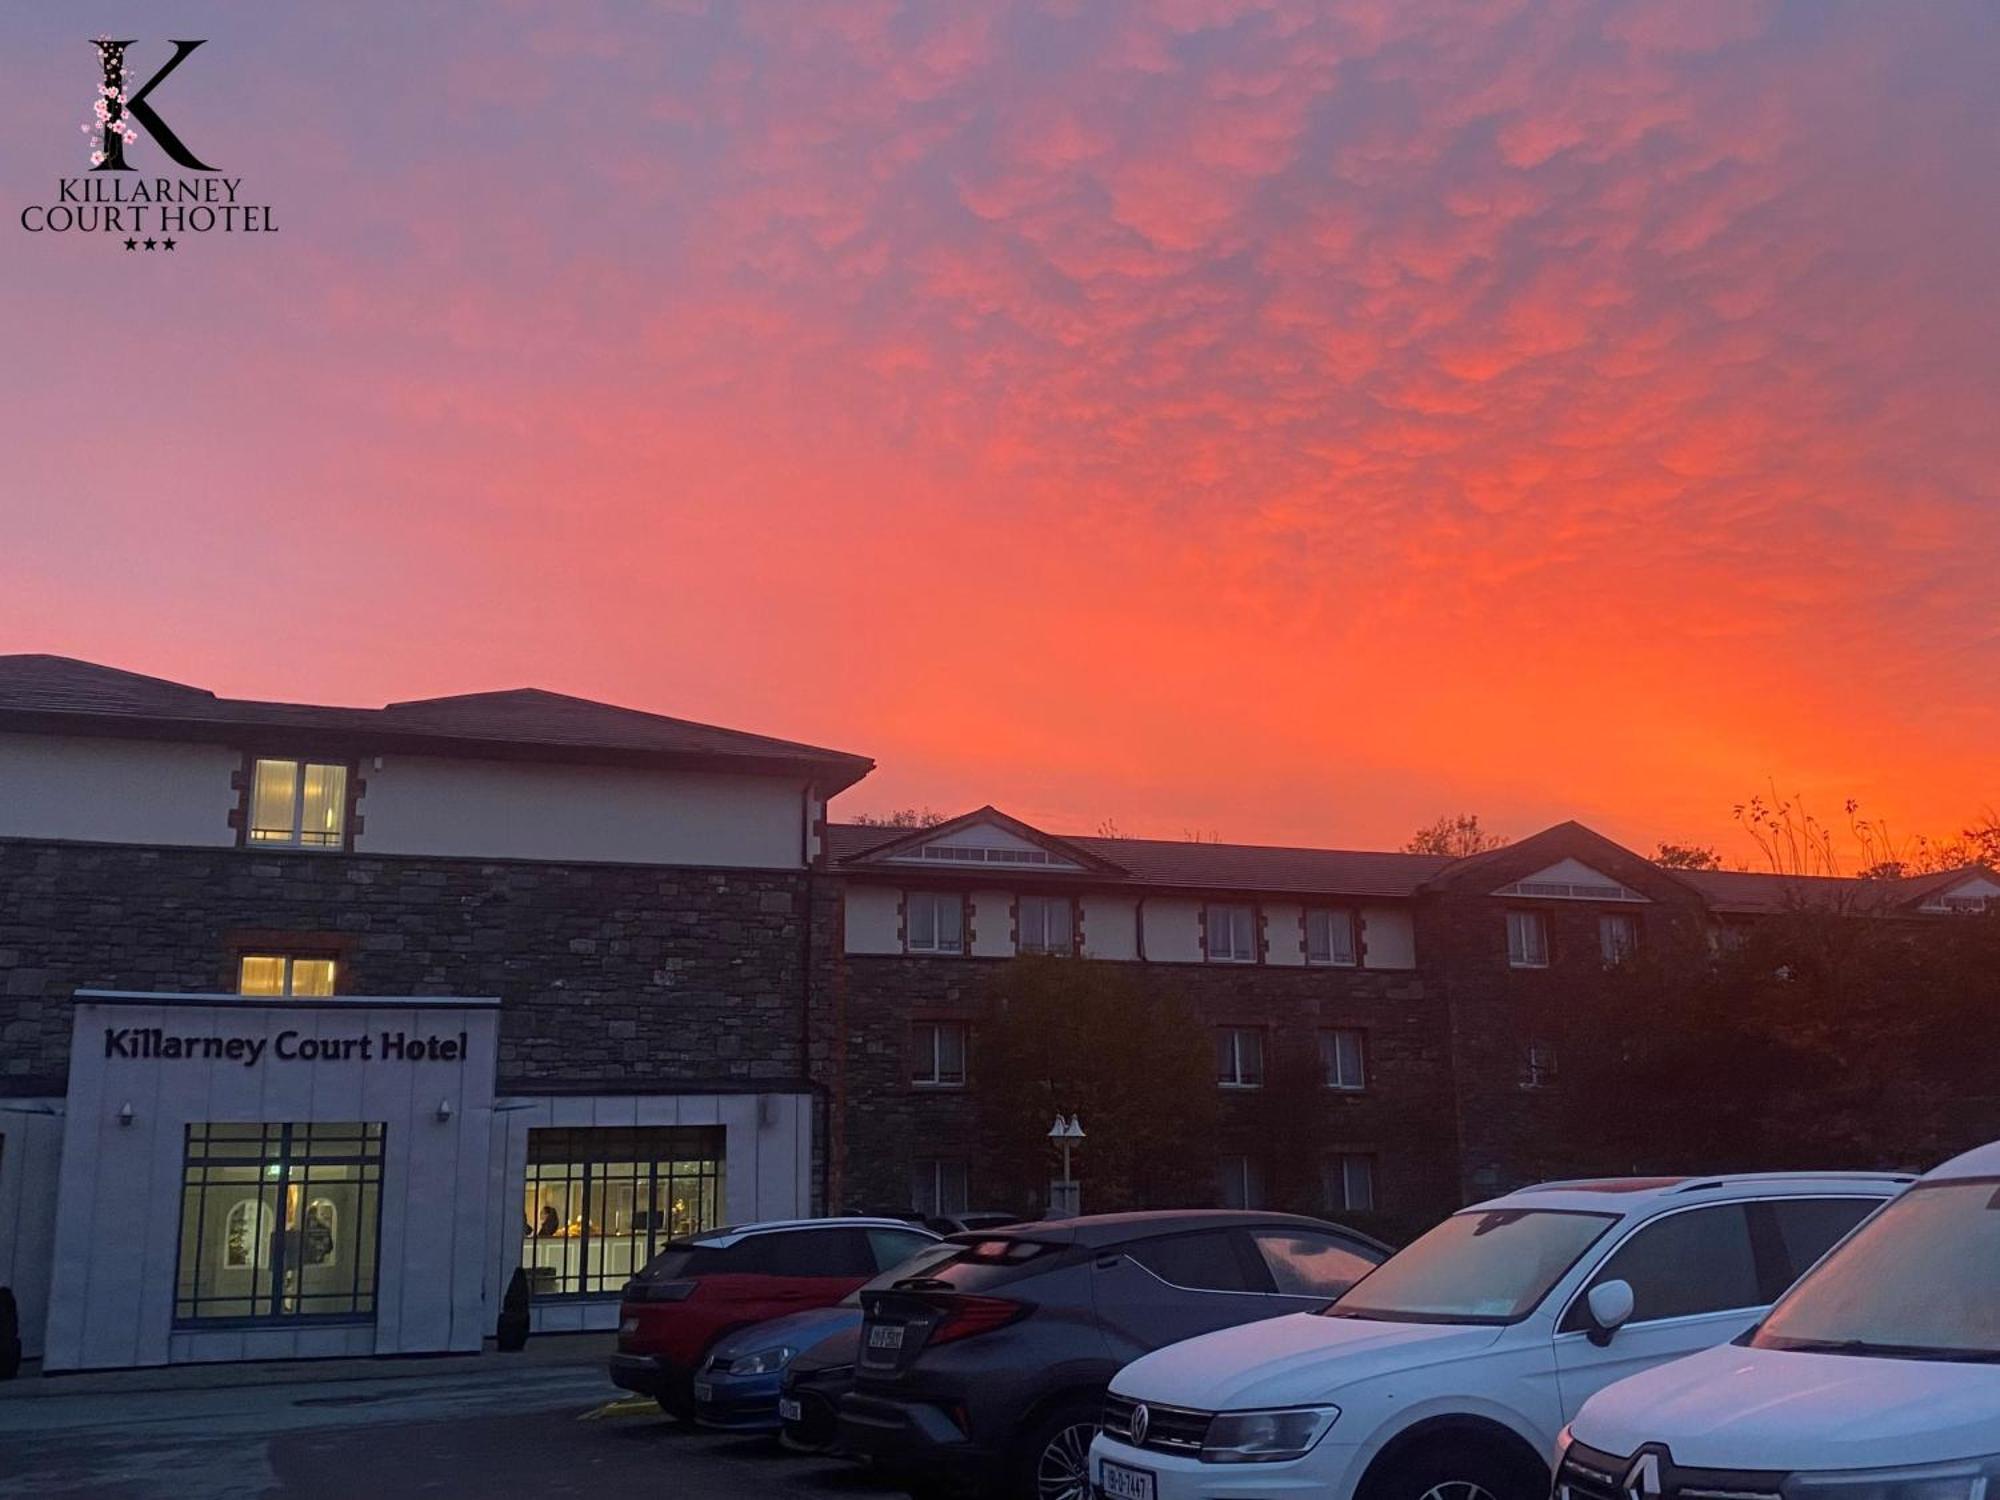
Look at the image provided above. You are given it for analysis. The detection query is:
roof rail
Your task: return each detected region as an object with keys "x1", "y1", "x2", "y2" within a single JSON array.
[{"x1": 1668, "y1": 1171, "x2": 1919, "y2": 1193}]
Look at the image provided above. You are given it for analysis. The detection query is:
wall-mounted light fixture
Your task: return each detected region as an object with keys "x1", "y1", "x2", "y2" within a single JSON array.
[
  {"x1": 118, "y1": 1102, "x2": 135, "y2": 1127},
  {"x1": 435, "y1": 1099, "x2": 454, "y2": 1123}
]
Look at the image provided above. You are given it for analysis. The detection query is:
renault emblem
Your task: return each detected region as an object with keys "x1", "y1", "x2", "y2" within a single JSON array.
[
  {"x1": 1129, "y1": 1403, "x2": 1150, "y2": 1446},
  {"x1": 1624, "y1": 1453, "x2": 1663, "y2": 1500}
]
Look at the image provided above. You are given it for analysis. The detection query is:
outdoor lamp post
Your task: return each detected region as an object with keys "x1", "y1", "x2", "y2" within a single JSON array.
[{"x1": 1047, "y1": 1113, "x2": 1085, "y2": 1217}]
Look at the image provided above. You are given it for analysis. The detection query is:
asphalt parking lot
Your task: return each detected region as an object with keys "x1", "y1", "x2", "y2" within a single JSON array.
[{"x1": 0, "y1": 1353, "x2": 902, "y2": 1500}]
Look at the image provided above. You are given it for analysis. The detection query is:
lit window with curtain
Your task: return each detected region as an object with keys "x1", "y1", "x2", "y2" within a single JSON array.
[
  {"x1": 1206, "y1": 904, "x2": 1257, "y2": 962},
  {"x1": 248, "y1": 758, "x2": 349, "y2": 848},
  {"x1": 238, "y1": 954, "x2": 338, "y2": 998}
]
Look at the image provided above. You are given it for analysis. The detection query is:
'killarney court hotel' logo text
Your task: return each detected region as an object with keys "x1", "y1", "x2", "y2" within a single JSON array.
[{"x1": 18, "y1": 37, "x2": 278, "y2": 250}]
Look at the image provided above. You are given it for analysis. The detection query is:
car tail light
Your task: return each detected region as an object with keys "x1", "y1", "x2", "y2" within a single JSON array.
[
  {"x1": 624, "y1": 1278, "x2": 698, "y2": 1304},
  {"x1": 926, "y1": 1295, "x2": 1025, "y2": 1346}
]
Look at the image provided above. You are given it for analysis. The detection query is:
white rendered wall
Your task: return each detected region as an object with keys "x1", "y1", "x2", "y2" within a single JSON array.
[
  {"x1": 970, "y1": 891, "x2": 1014, "y2": 957},
  {"x1": 1143, "y1": 899, "x2": 1205, "y2": 963},
  {"x1": 43, "y1": 995, "x2": 499, "y2": 1371},
  {"x1": 357, "y1": 756, "x2": 807, "y2": 868},
  {"x1": 1361, "y1": 907, "x2": 1417, "y2": 968},
  {"x1": 0, "y1": 1100, "x2": 63, "y2": 1360},
  {"x1": 845, "y1": 886, "x2": 903, "y2": 954},
  {"x1": 488, "y1": 1091, "x2": 814, "y2": 1333},
  {"x1": 1263, "y1": 902, "x2": 1305, "y2": 965},
  {"x1": 0, "y1": 733, "x2": 238, "y2": 847},
  {"x1": 1080, "y1": 896, "x2": 1138, "y2": 960}
]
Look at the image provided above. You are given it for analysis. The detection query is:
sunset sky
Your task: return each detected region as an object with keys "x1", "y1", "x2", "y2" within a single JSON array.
[{"x1": 3, "y1": 1, "x2": 1996, "y2": 859}]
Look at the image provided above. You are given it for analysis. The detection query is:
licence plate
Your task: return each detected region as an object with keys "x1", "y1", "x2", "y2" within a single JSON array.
[
  {"x1": 1099, "y1": 1460, "x2": 1156, "y2": 1500},
  {"x1": 692, "y1": 1379, "x2": 714, "y2": 1404},
  {"x1": 778, "y1": 1397, "x2": 803, "y2": 1423},
  {"x1": 867, "y1": 1324, "x2": 904, "y2": 1350}
]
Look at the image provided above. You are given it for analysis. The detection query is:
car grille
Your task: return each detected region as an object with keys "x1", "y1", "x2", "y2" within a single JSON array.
[
  {"x1": 1560, "y1": 1441, "x2": 1786, "y2": 1500},
  {"x1": 1100, "y1": 1393, "x2": 1212, "y2": 1455}
]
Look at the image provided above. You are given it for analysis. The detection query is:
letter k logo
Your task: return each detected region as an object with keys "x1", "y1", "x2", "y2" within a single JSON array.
[{"x1": 92, "y1": 39, "x2": 217, "y2": 172}]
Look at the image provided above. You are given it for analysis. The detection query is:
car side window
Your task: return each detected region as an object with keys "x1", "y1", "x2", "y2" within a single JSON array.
[
  {"x1": 866, "y1": 1228, "x2": 937, "y2": 1271},
  {"x1": 1126, "y1": 1231, "x2": 1258, "y2": 1293},
  {"x1": 1759, "y1": 1197, "x2": 1878, "y2": 1297},
  {"x1": 1250, "y1": 1229, "x2": 1379, "y2": 1299},
  {"x1": 757, "y1": 1228, "x2": 877, "y2": 1277},
  {"x1": 1559, "y1": 1204, "x2": 1760, "y2": 1333}
]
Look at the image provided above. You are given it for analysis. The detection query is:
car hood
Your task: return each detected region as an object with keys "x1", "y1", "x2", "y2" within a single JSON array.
[
  {"x1": 709, "y1": 1305, "x2": 861, "y2": 1362},
  {"x1": 1110, "y1": 1311, "x2": 1507, "y2": 1410},
  {"x1": 1573, "y1": 1343, "x2": 2000, "y2": 1469}
]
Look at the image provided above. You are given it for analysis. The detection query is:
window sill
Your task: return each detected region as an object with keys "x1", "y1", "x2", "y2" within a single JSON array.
[
  {"x1": 908, "y1": 1083, "x2": 968, "y2": 1092},
  {"x1": 1217, "y1": 1082, "x2": 1265, "y2": 1091},
  {"x1": 1324, "y1": 1085, "x2": 1368, "y2": 1095}
]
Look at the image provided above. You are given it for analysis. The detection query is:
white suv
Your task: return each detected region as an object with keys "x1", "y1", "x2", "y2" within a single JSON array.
[
  {"x1": 1560, "y1": 1140, "x2": 2000, "y2": 1500},
  {"x1": 1089, "y1": 1172, "x2": 1908, "y2": 1500}
]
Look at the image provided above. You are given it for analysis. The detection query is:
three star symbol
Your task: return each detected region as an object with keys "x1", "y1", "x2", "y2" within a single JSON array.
[{"x1": 123, "y1": 237, "x2": 177, "y2": 252}]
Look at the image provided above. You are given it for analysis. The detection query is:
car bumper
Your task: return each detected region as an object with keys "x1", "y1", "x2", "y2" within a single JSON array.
[
  {"x1": 1089, "y1": 1433, "x2": 1354, "y2": 1500},
  {"x1": 781, "y1": 1387, "x2": 845, "y2": 1452},
  {"x1": 838, "y1": 1391, "x2": 998, "y2": 1486},
  {"x1": 693, "y1": 1371, "x2": 785, "y2": 1432},
  {"x1": 609, "y1": 1353, "x2": 697, "y2": 1415}
]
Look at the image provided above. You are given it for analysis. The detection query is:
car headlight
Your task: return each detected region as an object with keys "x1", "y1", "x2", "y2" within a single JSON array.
[
  {"x1": 1782, "y1": 1455, "x2": 2000, "y2": 1500},
  {"x1": 1200, "y1": 1406, "x2": 1340, "y2": 1464},
  {"x1": 727, "y1": 1345, "x2": 796, "y2": 1376}
]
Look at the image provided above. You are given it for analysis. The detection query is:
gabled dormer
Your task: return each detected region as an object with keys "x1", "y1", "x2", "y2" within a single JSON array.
[
  {"x1": 1491, "y1": 857, "x2": 1649, "y2": 904},
  {"x1": 836, "y1": 805, "x2": 1125, "y2": 876}
]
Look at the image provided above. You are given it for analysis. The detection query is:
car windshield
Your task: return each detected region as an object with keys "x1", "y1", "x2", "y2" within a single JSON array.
[
  {"x1": 1324, "y1": 1209, "x2": 1616, "y2": 1324},
  {"x1": 1751, "y1": 1178, "x2": 2000, "y2": 1361},
  {"x1": 840, "y1": 1241, "x2": 963, "y2": 1306}
]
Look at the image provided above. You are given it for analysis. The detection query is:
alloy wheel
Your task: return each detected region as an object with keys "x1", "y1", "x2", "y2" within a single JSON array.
[
  {"x1": 1034, "y1": 1421, "x2": 1098, "y2": 1500},
  {"x1": 1418, "y1": 1481, "x2": 1499, "y2": 1500}
]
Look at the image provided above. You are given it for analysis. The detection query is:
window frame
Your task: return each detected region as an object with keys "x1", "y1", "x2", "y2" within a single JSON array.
[
  {"x1": 1506, "y1": 909, "x2": 1551, "y2": 968},
  {"x1": 908, "y1": 1018, "x2": 970, "y2": 1089},
  {"x1": 1215, "y1": 1026, "x2": 1266, "y2": 1089},
  {"x1": 1324, "y1": 1152, "x2": 1377, "y2": 1213},
  {"x1": 1599, "y1": 911, "x2": 1640, "y2": 965},
  {"x1": 239, "y1": 755, "x2": 356, "y2": 852},
  {"x1": 237, "y1": 953, "x2": 339, "y2": 999},
  {"x1": 1522, "y1": 1040, "x2": 1558, "y2": 1090},
  {"x1": 1214, "y1": 1155, "x2": 1267, "y2": 1211},
  {"x1": 1304, "y1": 908, "x2": 1360, "y2": 967},
  {"x1": 904, "y1": 891, "x2": 967, "y2": 956},
  {"x1": 1205, "y1": 903, "x2": 1259, "y2": 964},
  {"x1": 1016, "y1": 894, "x2": 1076, "y2": 956},
  {"x1": 521, "y1": 1126, "x2": 726, "y2": 1299},
  {"x1": 910, "y1": 1157, "x2": 970, "y2": 1218},
  {"x1": 1319, "y1": 1027, "x2": 1368, "y2": 1091}
]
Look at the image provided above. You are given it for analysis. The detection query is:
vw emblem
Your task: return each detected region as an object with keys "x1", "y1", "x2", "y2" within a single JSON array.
[{"x1": 1128, "y1": 1404, "x2": 1150, "y2": 1446}]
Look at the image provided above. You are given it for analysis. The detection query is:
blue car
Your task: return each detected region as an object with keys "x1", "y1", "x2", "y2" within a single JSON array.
[{"x1": 690, "y1": 1237, "x2": 962, "y2": 1431}]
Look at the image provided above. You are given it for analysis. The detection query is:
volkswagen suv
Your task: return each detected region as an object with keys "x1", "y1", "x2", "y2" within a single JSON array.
[{"x1": 1090, "y1": 1173, "x2": 1906, "y2": 1500}]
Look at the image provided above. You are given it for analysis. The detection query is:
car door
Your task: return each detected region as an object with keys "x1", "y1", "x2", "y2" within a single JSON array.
[
  {"x1": 747, "y1": 1227, "x2": 879, "y2": 1315},
  {"x1": 1551, "y1": 1202, "x2": 1766, "y2": 1418},
  {"x1": 1091, "y1": 1229, "x2": 1277, "y2": 1361}
]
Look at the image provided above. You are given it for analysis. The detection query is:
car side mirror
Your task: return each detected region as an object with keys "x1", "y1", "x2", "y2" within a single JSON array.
[{"x1": 1585, "y1": 1279, "x2": 1634, "y2": 1347}]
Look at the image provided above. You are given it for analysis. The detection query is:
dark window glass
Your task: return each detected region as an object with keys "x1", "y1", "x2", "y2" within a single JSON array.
[
  {"x1": 1128, "y1": 1230, "x2": 1257, "y2": 1292},
  {"x1": 1252, "y1": 1229, "x2": 1379, "y2": 1298},
  {"x1": 744, "y1": 1227, "x2": 877, "y2": 1278},
  {"x1": 1561, "y1": 1204, "x2": 1760, "y2": 1332},
  {"x1": 867, "y1": 1228, "x2": 937, "y2": 1271},
  {"x1": 1764, "y1": 1197, "x2": 1877, "y2": 1292}
]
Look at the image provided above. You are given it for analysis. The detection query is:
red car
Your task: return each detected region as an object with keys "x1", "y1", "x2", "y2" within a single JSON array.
[{"x1": 609, "y1": 1217, "x2": 941, "y2": 1416}]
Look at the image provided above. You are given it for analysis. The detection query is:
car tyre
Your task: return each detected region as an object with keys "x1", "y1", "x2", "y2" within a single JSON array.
[
  {"x1": 1364, "y1": 1441, "x2": 1546, "y2": 1500},
  {"x1": 1012, "y1": 1394, "x2": 1102, "y2": 1500}
]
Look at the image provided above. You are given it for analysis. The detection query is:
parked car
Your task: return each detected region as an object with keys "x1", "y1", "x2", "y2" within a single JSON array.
[
  {"x1": 840, "y1": 1210, "x2": 1390, "y2": 1499},
  {"x1": 920, "y1": 1211, "x2": 1024, "y2": 1236},
  {"x1": 779, "y1": 1334, "x2": 863, "y2": 1453},
  {"x1": 609, "y1": 1216, "x2": 940, "y2": 1417},
  {"x1": 1560, "y1": 1142, "x2": 2000, "y2": 1500},
  {"x1": 690, "y1": 1237, "x2": 963, "y2": 1431},
  {"x1": 1090, "y1": 1172, "x2": 1909, "y2": 1500}
]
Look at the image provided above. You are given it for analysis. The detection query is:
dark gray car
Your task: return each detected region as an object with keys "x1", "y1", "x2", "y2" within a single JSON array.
[{"x1": 838, "y1": 1209, "x2": 1389, "y2": 1500}]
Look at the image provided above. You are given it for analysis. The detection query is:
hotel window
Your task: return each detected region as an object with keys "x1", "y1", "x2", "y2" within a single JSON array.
[
  {"x1": 1206, "y1": 904, "x2": 1257, "y2": 963},
  {"x1": 1217, "y1": 1155, "x2": 1266, "y2": 1209},
  {"x1": 521, "y1": 1127, "x2": 724, "y2": 1299},
  {"x1": 1324, "y1": 1153, "x2": 1377, "y2": 1213},
  {"x1": 1506, "y1": 910, "x2": 1550, "y2": 968},
  {"x1": 910, "y1": 1020, "x2": 969, "y2": 1088},
  {"x1": 1522, "y1": 1041, "x2": 1558, "y2": 1090},
  {"x1": 1600, "y1": 912, "x2": 1639, "y2": 965},
  {"x1": 174, "y1": 1122, "x2": 383, "y2": 1325},
  {"x1": 1320, "y1": 1028, "x2": 1367, "y2": 1091},
  {"x1": 1305, "y1": 908, "x2": 1358, "y2": 966},
  {"x1": 1017, "y1": 895, "x2": 1074, "y2": 955},
  {"x1": 911, "y1": 1158, "x2": 969, "y2": 1217},
  {"x1": 1215, "y1": 1027, "x2": 1265, "y2": 1089},
  {"x1": 247, "y1": 758, "x2": 349, "y2": 849},
  {"x1": 905, "y1": 892, "x2": 965, "y2": 955},
  {"x1": 238, "y1": 954, "x2": 337, "y2": 998}
]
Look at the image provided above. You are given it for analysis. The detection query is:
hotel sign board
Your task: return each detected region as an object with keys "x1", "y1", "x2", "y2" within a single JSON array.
[{"x1": 101, "y1": 1026, "x2": 470, "y2": 1064}]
